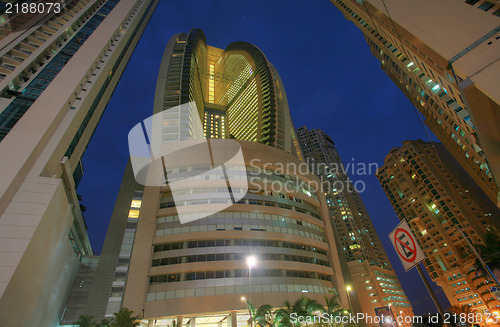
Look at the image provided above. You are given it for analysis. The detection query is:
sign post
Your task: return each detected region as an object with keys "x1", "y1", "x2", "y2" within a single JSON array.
[
  {"x1": 389, "y1": 220, "x2": 448, "y2": 323},
  {"x1": 389, "y1": 220, "x2": 426, "y2": 271}
]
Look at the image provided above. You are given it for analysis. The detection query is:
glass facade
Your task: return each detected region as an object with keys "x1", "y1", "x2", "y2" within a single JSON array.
[
  {"x1": 154, "y1": 28, "x2": 300, "y2": 155},
  {"x1": 144, "y1": 159, "x2": 335, "y2": 306},
  {"x1": 104, "y1": 190, "x2": 142, "y2": 317},
  {"x1": 203, "y1": 107, "x2": 226, "y2": 138}
]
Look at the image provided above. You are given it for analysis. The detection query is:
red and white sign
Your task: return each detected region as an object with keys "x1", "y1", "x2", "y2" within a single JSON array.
[{"x1": 389, "y1": 220, "x2": 426, "y2": 271}]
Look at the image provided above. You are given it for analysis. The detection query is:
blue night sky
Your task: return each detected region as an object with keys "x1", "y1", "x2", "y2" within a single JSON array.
[{"x1": 77, "y1": 0, "x2": 447, "y2": 315}]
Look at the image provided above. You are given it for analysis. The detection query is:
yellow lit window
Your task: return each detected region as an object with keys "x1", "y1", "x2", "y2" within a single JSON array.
[
  {"x1": 131, "y1": 199, "x2": 142, "y2": 208},
  {"x1": 128, "y1": 209, "x2": 140, "y2": 218}
]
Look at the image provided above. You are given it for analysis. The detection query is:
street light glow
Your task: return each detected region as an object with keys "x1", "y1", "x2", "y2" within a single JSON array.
[
  {"x1": 241, "y1": 297, "x2": 246, "y2": 302},
  {"x1": 346, "y1": 285, "x2": 351, "y2": 292},
  {"x1": 247, "y1": 256, "x2": 257, "y2": 269}
]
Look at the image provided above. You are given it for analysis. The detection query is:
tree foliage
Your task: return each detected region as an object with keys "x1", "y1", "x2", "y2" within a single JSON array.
[
  {"x1": 76, "y1": 308, "x2": 140, "y2": 327},
  {"x1": 75, "y1": 315, "x2": 96, "y2": 327},
  {"x1": 110, "y1": 307, "x2": 140, "y2": 327}
]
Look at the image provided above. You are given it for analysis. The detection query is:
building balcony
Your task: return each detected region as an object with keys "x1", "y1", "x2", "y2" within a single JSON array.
[{"x1": 480, "y1": 289, "x2": 491, "y2": 296}]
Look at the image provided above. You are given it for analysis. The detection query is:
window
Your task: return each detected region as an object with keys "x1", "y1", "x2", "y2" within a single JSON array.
[
  {"x1": 478, "y1": 1, "x2": 494, "y2": 10},
  {"x1": 465, "y1": 0, "x2": 480, "y2": 5}
]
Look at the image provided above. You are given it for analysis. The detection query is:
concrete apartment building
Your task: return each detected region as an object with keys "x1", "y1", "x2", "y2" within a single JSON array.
[
  {"x1": 0, "y1": 0, "x2": 158, "y2": 325},
  {"x1": 377, "y1": 140, "x2": 500, "y2": 314},
  {"x1": 296, "y1": 126, "x2": 413, "y2": 326},
  {"x1": 329, "y1": 0, "x2": 500, "y2": 207}
]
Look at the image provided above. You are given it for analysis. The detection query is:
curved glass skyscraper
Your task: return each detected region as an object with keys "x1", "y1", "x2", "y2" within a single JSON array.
[
  {"x1": 152, "y1": 28, "x2": 301, "y2": 155},
  {"x1": 102, "y1": 29, "x2": 350, "y2": 326}
]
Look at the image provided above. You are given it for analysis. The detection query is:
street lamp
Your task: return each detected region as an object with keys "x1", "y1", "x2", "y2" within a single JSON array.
[
  {"x1": 245, "y1": 256, "x2": 257, "y2": 327},
  {"x1": 241, "y1": 296, "x2": 252, "y2": 327},
  {"x1": 346, "y1": 285, "x2": 352, "y2": 314},
  {"x1": 247, "y1": 256, "x2": 257, "y2": 269}
]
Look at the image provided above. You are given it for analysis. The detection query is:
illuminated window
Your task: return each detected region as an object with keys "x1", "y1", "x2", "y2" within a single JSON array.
[
  {"x1": 131, "y1": 199, "x2": 142, "y2": 208},
  {"x1": 129, "y1": 210, "x2": 140, "y2": 218}
]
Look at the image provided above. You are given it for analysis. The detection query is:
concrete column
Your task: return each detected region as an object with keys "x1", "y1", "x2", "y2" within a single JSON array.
[
  {"x1": 458, "y1": 79, "x2": 500, "y2": 207},
  {"x1": 229, "y1": 311, "x2": 237, "y2": 327},
  {"x1": 177, "y1": 315, "x2": 183, "y2": 327}
]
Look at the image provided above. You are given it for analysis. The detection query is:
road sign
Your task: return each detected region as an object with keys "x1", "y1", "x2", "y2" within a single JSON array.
[{"x1": 389, "y1": 220, "x2": 426, "y2": 271}]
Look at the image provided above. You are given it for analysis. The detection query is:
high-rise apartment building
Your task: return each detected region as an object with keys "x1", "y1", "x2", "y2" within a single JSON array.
[
  {"x1": 65, "y1": 28, "x2": 352, "y2": 326},
  {"x1": 329, "y1": 0, "x2": 500, "y2": 206},
  {"x1": 377, "y1": 140, "x2": 500, "y2": 313},
  {"x1": 0, "y1": 1, "x2": 158, "y2": 326},
  {"x1": 296, "y1": 126, "x2": 413, "y2": 325},
  {"x1": 62, "y1": 162, "x2": 144, "y2": 323}
]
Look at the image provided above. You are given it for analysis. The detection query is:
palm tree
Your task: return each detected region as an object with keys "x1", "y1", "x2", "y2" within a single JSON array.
[
  {"x1": 475, "y1": 232, "x2": 500, "y2": 280},
  {"x1": 449, "y1": 305, "x2": 473, "y2": 327},
  {"x1": 76, "y1": 315, "x2": 96, "y2": 327},
  {"x1": 275, "y1": 298, "x2": 304, "y2": 327},
  {"x1": 322, "y1": 295, "x2": 343, "y2": 327},
  {"x1": 248, "y1": 303, "x2": 275, "y2": 327},
  {"x1": 302, "y1": 297, "x2": 323, "y2": 316},
  {"x1": 98, "y1": 318, "x2": 112, "y2": 327},
  {"x1": 274, "y1": 296, "x2": 324, "y2": 327},
  {"x1": 110, "y1": 307, "x2": 140, "y2": 327}
]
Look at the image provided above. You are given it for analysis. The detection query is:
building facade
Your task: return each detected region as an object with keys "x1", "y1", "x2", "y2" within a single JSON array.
[
  {"x1": 62, "y1": 162, "x2": 144, "y2": 323},
  {"x1": 329, "y1": 0, "x2": 500, "y2": 207},
  {"x1": 0, "y1": 1, "x2": 158, "y2": 326},
  {"x1": 296, "y1": 126, "x2": 413, "y2": 326},
  {"x1": 377, "y1": 140, "x2": 500, "y2": 314},
  {"x1": 64, "y1": 29, "x2": 352, "y2": 326},
  {"x1": 127, "y1": 139, "x2": 346, "y2": 326}
]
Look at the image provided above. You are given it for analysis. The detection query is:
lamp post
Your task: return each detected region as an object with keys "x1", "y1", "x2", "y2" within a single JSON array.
[
  {"x1": 346, "y1": 286, "x2": 352, "y2": 315},
  {"x1": 241, "y1": 297, "x2": 253, "y2": 327},
  {"x1": 246, "y1": 256, "x2": 257, "y2": 297},
  {"x1": 245, "y1": 256, "x2": 257, "y2": 327}
]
